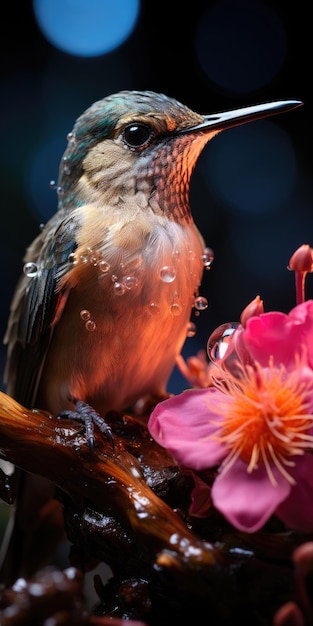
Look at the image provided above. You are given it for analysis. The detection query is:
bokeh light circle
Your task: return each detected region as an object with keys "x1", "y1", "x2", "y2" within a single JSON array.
[
  {"x1": 196, "y1": 1, "x2": 287, "y2": 94},
  {"x1": 33, "y1": 0, "x2": 140, "y2": 57}
]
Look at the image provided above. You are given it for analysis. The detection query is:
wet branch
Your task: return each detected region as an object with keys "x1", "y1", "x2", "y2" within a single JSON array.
[{"x1": 0, "y1": 391, "x2": 219, "y2": 573}]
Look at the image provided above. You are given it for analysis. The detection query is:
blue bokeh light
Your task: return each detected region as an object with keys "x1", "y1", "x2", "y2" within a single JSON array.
[
  {"x1": 196, "y1": 0, "x2": 286, "y2": 94},
  {"x1": 33, "y1": 0, "x2": 140, "y2": 57}
]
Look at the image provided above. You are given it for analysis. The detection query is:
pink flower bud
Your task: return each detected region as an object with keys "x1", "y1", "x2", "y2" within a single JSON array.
[
  {"x1": 288, "y1": 244, "x2": 313, "y2": 273},
  {"x1": 240, "y1": 295, "x2": 264, "y2": 328}
]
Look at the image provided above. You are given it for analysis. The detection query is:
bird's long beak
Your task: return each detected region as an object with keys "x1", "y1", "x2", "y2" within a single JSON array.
[{"x1": 180, "y1": 100, "x2": 303, "y2": 135}]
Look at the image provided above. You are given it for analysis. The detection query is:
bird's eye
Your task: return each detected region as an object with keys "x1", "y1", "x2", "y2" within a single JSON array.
[{"x1": 122, "y1": 123, "x2": 153, "y2": 149}]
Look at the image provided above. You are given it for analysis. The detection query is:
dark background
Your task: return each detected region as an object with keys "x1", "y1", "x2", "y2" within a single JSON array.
[{"x1": 0, "y1": 0, "x2": 311, "y2": 394}]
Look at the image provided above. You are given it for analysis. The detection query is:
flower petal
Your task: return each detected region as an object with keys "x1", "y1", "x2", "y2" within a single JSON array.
[
  {"x1": 275, "y1": 454, "x2": 313, "y2": 533},
  {"x1": 236, "y1": 312, "x2": 299, "y2": 368},
  {"x1": 289, "y1": 300, "x2": 313, "y2": 369},
  {"x1": 235, "y1": 300, "x2": 313, "y2": 370},
  {"x1": 211, "y1": 459, "x2": 291, "y2": 532},
  {"x1": 289, "y1": 299, "x2": 313, "y2": 325},
  {"x1": 148, "y1": 388, "x2": 226, "y2": 470}
]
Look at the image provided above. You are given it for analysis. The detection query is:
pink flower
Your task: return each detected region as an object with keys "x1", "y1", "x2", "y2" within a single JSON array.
[{"x1": 148, "y1": 300, "x2": 313, "y2": 533}]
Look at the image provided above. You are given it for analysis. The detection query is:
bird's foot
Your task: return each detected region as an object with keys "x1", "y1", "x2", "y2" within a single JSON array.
[{"x1": 58, "y1": 400, "x2": 114, "y2": 450}]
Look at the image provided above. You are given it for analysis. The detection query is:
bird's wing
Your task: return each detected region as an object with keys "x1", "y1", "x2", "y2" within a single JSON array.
[{"x1": 3, "y1": 211, "x2": 79, "y2": 408}]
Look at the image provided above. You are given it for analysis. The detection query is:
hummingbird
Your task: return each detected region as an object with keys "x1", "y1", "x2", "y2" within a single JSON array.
[{"x1": 0, "y1": 90, "x2": 302, "y2": 582}]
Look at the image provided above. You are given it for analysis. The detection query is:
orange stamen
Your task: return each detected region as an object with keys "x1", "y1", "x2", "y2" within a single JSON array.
[{"x1": 208, "y1": 359, "x2": 313, "y2": 486}]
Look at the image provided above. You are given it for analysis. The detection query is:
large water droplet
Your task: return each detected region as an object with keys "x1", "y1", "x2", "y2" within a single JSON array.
[
  {"x1": 160, "y1": 266, "x2": 176, "y2": 283},
  {"x1": 194, "y1": 296, "x2": 208, "y2": 311},
  {"x1": 207, "y1": 322, "x2": 239, "y2": 362},
  {"x1": 23, "y1": 262, "x2": 38, "y2": 277},
  {"x1": 202, "y1": 247, "x2": 214, "y2": 269},
  {"x1": 49, "y1": 180, "x2": 57, "y2": 190}
]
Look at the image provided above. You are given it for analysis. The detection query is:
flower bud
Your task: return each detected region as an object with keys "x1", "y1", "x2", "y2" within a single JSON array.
[
  {"x1": 240, "y1": 295, "x2": 264, "y2": 328},
  {"x1": 288, "y1": 244, "x2": 313, "y2": 273}
]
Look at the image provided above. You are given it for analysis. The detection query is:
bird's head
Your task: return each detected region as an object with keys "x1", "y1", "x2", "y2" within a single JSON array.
[{"x1": 57, "y1": 90, "x2": 302, "y2": 222}]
